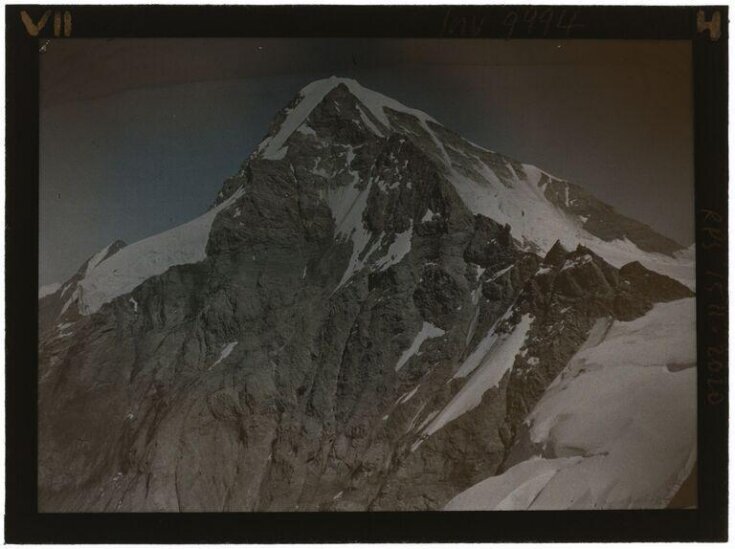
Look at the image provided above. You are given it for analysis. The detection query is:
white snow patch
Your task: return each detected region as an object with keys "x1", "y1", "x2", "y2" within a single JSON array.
[
  {"x1": 405, "y1": 402, "x2": 427, "y2": 434},
  {"x1": 297, "y1": 124, "x2": 317, "y2": 137},
  {"x1": 129, "y1": 297, "x2": 138, "y2": 313},
  {"x1": 211, "y1": 341, "x2": 238, "y2": 368},
  {"x1": 421, "y1": 209, "x2": 441, "y2": 223},
  {"x1": 59, "y1": 288, "x2": 80, "y2": 316},
  {"x1": 311, "y1": 159, "x2": 332, "y2": 178},
  {"x1": 425, "y1": 314, "x2": 532, "y2": 436},
  {"x1": 395, "y1": 321, "x2": 445, "y2": 371},
  {"x1": 323, "y1": 169, "x2": 378, "y2": 289},
  {"x1": 56, "y1": 321, "x2": 75, "y2": 338},
  {"x1": 343, "y1": 146, "x2": 356, "y2": 167},
  {"x1": 445, "y1": 457, "x2": 583, "y2": 510},
  {"x1": 375, "y1": 223, "x2": 413, "y2": 271},
  {"x1": 398, "y1": 385, "x2": 420, "y2": 405},
  {"x1": 561, "y1": 254, "x2": 593, "y2": 271},
  {"x1": 465, "y1": 294, "x2": 482, "y2": 346},
  {"x1": 416, "y1": 410, "x2": 439, "y2": 433},
  {"x1": 357, "y1": 105, "x2": 384, "y2": 136},
  {"x1": 410, "y1": 438, "x2": 425, "y2": 453},
  {"x1": 268, "y1": 146, "x2": 288, "y2": 160},
  {"x1": 84, "y1": 242, "x2": 115, "y2": 276},
  {"x1": 455, "y1": 303, "x2": 518, "y2": 378},
  {"x1": 490, "y1": 264, "x2": 513, "y2": 281}
]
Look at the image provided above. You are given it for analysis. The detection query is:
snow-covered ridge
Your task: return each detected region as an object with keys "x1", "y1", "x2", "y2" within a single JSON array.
[
  {"x1": 75, "y1": 187, "x2": 244, "y2": 315},
  {"x1": 85, "y1": 242, "x2": 116, "y2": 276},
  {"x1": 447, "y1": 163, "x2": 695, "y2": 289}
]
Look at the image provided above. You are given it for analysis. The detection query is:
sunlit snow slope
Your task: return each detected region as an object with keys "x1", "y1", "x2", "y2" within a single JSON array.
[{"x1": 445, "y1": 298, "x2": 696, "y2": 510}]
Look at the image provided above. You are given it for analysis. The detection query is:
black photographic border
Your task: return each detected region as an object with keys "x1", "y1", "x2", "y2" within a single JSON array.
[{"x1": 5, "y1": 4, "x2": 728, "y2": 543}]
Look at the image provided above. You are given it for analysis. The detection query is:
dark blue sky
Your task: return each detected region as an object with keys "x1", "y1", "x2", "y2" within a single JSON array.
[{"x1": 40, "y1": 39, "x2": 693, "y2": 286}]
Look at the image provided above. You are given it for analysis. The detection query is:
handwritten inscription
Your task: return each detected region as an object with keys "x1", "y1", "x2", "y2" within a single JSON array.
[
  {"x1": 20, "y1": 10, "x2": 71, "y2": 37},
  {"x1": 697, "y1": 9, "x2": 722, "y2": 42},
  {"x1": 502, "y1": 8, "x2": 583, "y2": 39},
  {"x1": 699, "y1": 209, "x2": 727, "y2": 406},
  {"x1": 441, "y1": 7, "x2": 583, "y2": 38},
  {"x1": 441, "y1": 9, "x2": 486, "y2": 37}
]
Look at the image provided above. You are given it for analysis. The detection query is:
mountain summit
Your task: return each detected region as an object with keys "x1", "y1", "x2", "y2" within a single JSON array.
[{"x1": 39, "y1": 78, "x2": 696, "y2": 511}]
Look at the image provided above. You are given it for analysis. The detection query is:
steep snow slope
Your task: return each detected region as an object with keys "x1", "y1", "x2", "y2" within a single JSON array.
[
  {"x1": 445, "y1": 298, "x2": 696, "y2": 510},
  {"x1": 76, "y1": 188, "x2": 243, "y2": 314},
  {"x1": 395, "y1": 321, "x2": 446, "y2": 371},
  {"x1": 424, "y1": 314, "x2": 533, "y2": 437},
  {"x1": 447, "y1": 164, "x2": 695, "y2": 289}
]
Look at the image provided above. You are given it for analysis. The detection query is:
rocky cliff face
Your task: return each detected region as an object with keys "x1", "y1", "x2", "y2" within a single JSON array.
[{"x1": 38, "y1": 77, "x2": 696, "y2": 511}]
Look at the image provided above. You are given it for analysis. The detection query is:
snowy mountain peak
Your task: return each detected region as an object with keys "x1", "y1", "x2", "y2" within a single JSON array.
[
  {"x1": 45, "y1": 78, "x2": 693, "y2": 325},
  {"x1": 255, "y1": 76, "x2": 440, "y2": 160},
  {"x1": 40, "y1": 76, "x2": 697, "y2": 513},
  {"x1": 297, "y1": 76, "x2": 440, "y2": 129}
]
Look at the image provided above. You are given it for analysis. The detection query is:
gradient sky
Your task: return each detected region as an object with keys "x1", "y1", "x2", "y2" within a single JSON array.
[{"x1": 40, "y1": 39, "x2": 694, "y2": 286}]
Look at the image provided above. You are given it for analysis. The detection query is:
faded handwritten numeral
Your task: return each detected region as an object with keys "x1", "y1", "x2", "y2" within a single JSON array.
[
  {"x1": 503, "y1": 8, "x2": 582, "y2": 39},
  {"x1": 20, "y1": 9, "x2": 71, "y2": 37},
  {"x1": 538, "y1": 8, "x2": 554, "y2": 36},
  {"x1": 523, "y1": 8, "x2": 538, "y2": 33},
  {"x1": 20, "y1": 10, "x2": 51, "y2": 36},
  {"x1": 502, "y1": 11, "x2": 518, "y2": 39},
  {"x1": 556, "y1": 9, "x2": 582, "y2": 36},
  {"x1": 697, "y1": 10, "x2": 721, "y2": 42},
  {"x1": 64, "y1": 11, "x2": 72, "y2": 37}
]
